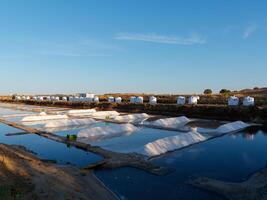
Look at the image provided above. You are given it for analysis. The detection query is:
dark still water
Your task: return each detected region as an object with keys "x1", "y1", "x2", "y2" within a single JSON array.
[
  {"x1": 95, "y1": 129, "x2": 267, "y2": 200},
  {"x1": 0, "y1": 123, "x2": 102, "y2": 167}
]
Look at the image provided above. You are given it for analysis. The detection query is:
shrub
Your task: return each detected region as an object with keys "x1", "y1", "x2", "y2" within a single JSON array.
[
  {"x1": 203, "y1": 89, "x2": 212, "y2": 95},
  {"x1": 220, "y1": 89, "x2": 231, "y2": 94}
]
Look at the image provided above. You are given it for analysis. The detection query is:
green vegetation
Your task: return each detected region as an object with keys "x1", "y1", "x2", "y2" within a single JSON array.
[
  {"x1": 219, "y1": 89, "x2": 231, "y2": 94},
  {"x1": 203, "y1": 89, "x2": 212, "y2": 95},
  {"x1": 66, "y1": 134, "x2": 77, "y2": 141}
]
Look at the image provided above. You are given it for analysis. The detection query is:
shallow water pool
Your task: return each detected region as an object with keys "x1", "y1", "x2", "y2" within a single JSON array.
[
  {"x1": 0, "y1": 123, "x2": 102, "y2": 167},
  {"x1": 95, "y1": 129, "x2": 267, "y2": 200}
]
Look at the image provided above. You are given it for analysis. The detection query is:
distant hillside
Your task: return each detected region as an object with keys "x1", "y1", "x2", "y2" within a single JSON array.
[{"x1": 234, "y1": 87, "x2": 267, "y2": 97}]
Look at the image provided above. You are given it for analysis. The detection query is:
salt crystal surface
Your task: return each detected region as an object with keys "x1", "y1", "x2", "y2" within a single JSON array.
[
  {"x1": 114, "y1": 113, "x2": 150, "y2": 123},
  {"x1": 67, "y1": 109, "x2": 96, "y2": 116},
  {"x1": 145, "y1": 116, "x2": 191, "y2": 129},
  {"x1": 77, "y1": 123, "x2": 138, "y2": 142},
  {"x1": 91, "y1": 111, "x2": 120, "y2": 119},
  {"x1": 44, "y1": 118, "x2": 96, "y2": 128},
  {"x1": 21, "y1": 114, "x2": 68, "y2": 122},
  {"x1": 135, "y1": 131, "x2": 207, "y2": 157}
]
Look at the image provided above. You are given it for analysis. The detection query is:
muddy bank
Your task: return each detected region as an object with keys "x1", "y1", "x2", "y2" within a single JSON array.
[
  {"x1": 2, "y1": 100, "x2": 267, "y2": 124},
  {"x1": 189, "y1": 166, "x2": 267, "y2": 200},
  {"x1": 0, "y1": 144, "x2": 116, "y2": 200}
]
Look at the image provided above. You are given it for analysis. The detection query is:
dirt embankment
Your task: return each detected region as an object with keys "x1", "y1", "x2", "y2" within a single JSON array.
[
  {"x1": 2, "y1": 99, "x2": 267, "y2": 124},
  {"x1": 0, "y1": 144, "x2": 116, "y2": 200},
  {"x1": 190, "y1": 166, "x2": 267, "y2": 200}
]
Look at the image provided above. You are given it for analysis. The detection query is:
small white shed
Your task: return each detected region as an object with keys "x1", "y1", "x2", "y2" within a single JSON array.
[
  {"x1": 94, "y1": 96, "x2": 99, "y2": 103},
  {"x1": 188, "y1": 96, "x2": 198, "y2": 105},
  {"x1": 115, "y1": 97, "x2": 122, "y2": 103},
  {"x1": 62, "y1": 97, "x2": 67, "y2": 101},
  {"x1": 108, "y1": 96, "x2": 115, "y2": 103},
  {"x1": 130, "y1": 96, "x2": 136, "y2": 103},
  {"x1": 136, "y1": 96, "x2": 143, "y2": 104},
  {"x1": 15, "y1": 96, "x2": 21, "y2": 100},
  {"x1": 177, "y1": 96, "x2": 186, "y2": 105},
  {"x1": 68, "y1": 96, "x2": 74, "y2": 102},
  {"x1": 243, "y1": 96, "x2": 254, "y2": 106},
  {"x1": 228, "y1": 96, "x2": 239, "y2": 106},
  {"x1": 149, "y1": 96, "x2": 157, "y2": 105}
]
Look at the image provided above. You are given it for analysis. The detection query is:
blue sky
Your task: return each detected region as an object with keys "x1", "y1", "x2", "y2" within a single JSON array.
[{"x1": 0, "y1": 0, "x2": 266, "y2": 94}]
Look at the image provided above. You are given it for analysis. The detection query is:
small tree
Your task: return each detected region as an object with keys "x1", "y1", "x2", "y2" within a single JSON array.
[
  {"x1": 220, "y1": 89, "x2": 231, "y2": 94},
  {"x1": 203, "y1": 89, "x2": 212, "y2": 95},
  {"x1": 253, "y1": 87, "x2": 259, "y2": 90}
]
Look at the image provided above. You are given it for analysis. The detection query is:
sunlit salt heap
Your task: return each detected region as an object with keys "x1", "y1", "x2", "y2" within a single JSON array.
[
  {"x1": 44, "y1": 118, "x2": 96, "y2": 128},
  {"x1": 91, "y1": 111, "x2": 120, "y2": 119},
  {"x1": 215, "y1": 121, "x2": 250, "y2": 134},
  {"x1": 67, "y1": 109, "x2": 96, "y2": 116},
  {"x1": 21, "y1": 112, "x2": 68, "y2": 122},
  {"x1": 136, "y1": 131, "x2": 206, "y2": 157},
  {"x1": 145, "y1": 116, "x2": 191, "y2": 129},
  {"x1": 77, "y1": 123, "x2": 138, "y2": 142},
  {"x1": 114, "y1": 113, "x2": 150, "y2": 123}
]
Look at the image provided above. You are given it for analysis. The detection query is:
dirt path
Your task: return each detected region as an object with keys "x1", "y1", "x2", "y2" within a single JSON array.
[
  {"x1": 189, "y1": 167, "x2": 267, "y2": 200},
  {"x1": 0, "y1": 144, "x2": 117, "y2": 200}
]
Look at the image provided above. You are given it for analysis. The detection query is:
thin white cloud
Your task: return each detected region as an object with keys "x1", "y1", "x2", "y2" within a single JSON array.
[
  {"x1": 243, "y1": 25, "x2": 258, "y2": 39},
  {"x1": 115, "y1": 33, "x2": 206, "y2": 45}
]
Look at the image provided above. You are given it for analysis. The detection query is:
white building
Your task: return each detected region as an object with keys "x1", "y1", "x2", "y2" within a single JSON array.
[
  {"x1": 84, "y1": 97, "x2": 94, "y2": 102},
  {"x1": 130, "y1": 96, "x2": 136, "y2": 103},
  {"x1": 68, "y1": 96, "x2": 74, "y2": 102},
  {"x1": 15, "y1": 96, "x2": 21, "y2": 100},
  {"x1": 243, "y1": 96, "x2": 254, "y2": 106},
  {"x1": 149, "y1": 96, "x2": 157, "y2": 105},
  {"x1": 177, "y1": 96, "x2": 186, "y2": 105},
  {"x1": 228, "y1": 96, "x2": 239, "y2": 106},
  {"x1": 37, "y1": 96, "x2": 44, "y2": 101},
  {"x1": 94, "y1": 96, "x2": 99, "y2": 103},
  {"x1": 108, "y1": 96, "x2": 115, "y2": 103},
  {"x1": 115, "y1": 97, "x2": 122, "y2": 103},
  {"x1": 135, "y1": 96, "x2": 144, "y2": 104},
  {"x1": 188, "y1": 96, "x2": 198, "y2": 105},
  {"x1": 54, "y1": 96, "x2": 60, "y2": 101},
  {"x1": 62, "y1": 97, "x2": 68, "y2": 101},
  {"x1": 77, "y1": 93, "x2": 95, "y2": 98}
]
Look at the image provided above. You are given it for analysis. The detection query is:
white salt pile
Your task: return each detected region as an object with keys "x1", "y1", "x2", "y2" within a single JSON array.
[
  {"x1": 215, "y1": 121, "x2": 250, "y2": 134},
  {"x1": 91, "y1": 111, "x2": 120, "y2": 119},
  {"x1": 136, "y1": 131, "x2": 206, "y2": 157},
  {"x1": 44, "y1": 118, "x2": 96, "y2": 128},
  {"x1": 21, "y1": 112, "x2": 68, "y2": 122},
  {"x1": 67, "y1": 109, "x2": 96, "y2": 116},
  {"x1": 114, "y1": 113, "x2": 150, "y2": 123},
  {"x1": 77, "y1": 123, "x2": 138, "y2": 142},
  {"x1": 145, "y1": 116, "x2": 191, "y2": 129}
]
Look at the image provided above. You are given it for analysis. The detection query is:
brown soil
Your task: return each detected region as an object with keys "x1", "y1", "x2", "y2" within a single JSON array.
[{"x1": 0, "y1": 144, "x2": 116, "y2": 200}]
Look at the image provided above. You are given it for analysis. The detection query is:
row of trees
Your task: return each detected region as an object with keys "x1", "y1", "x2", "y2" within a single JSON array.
[{"x1": 203, "y1": 89, "x2": 231, "y2": 95}]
